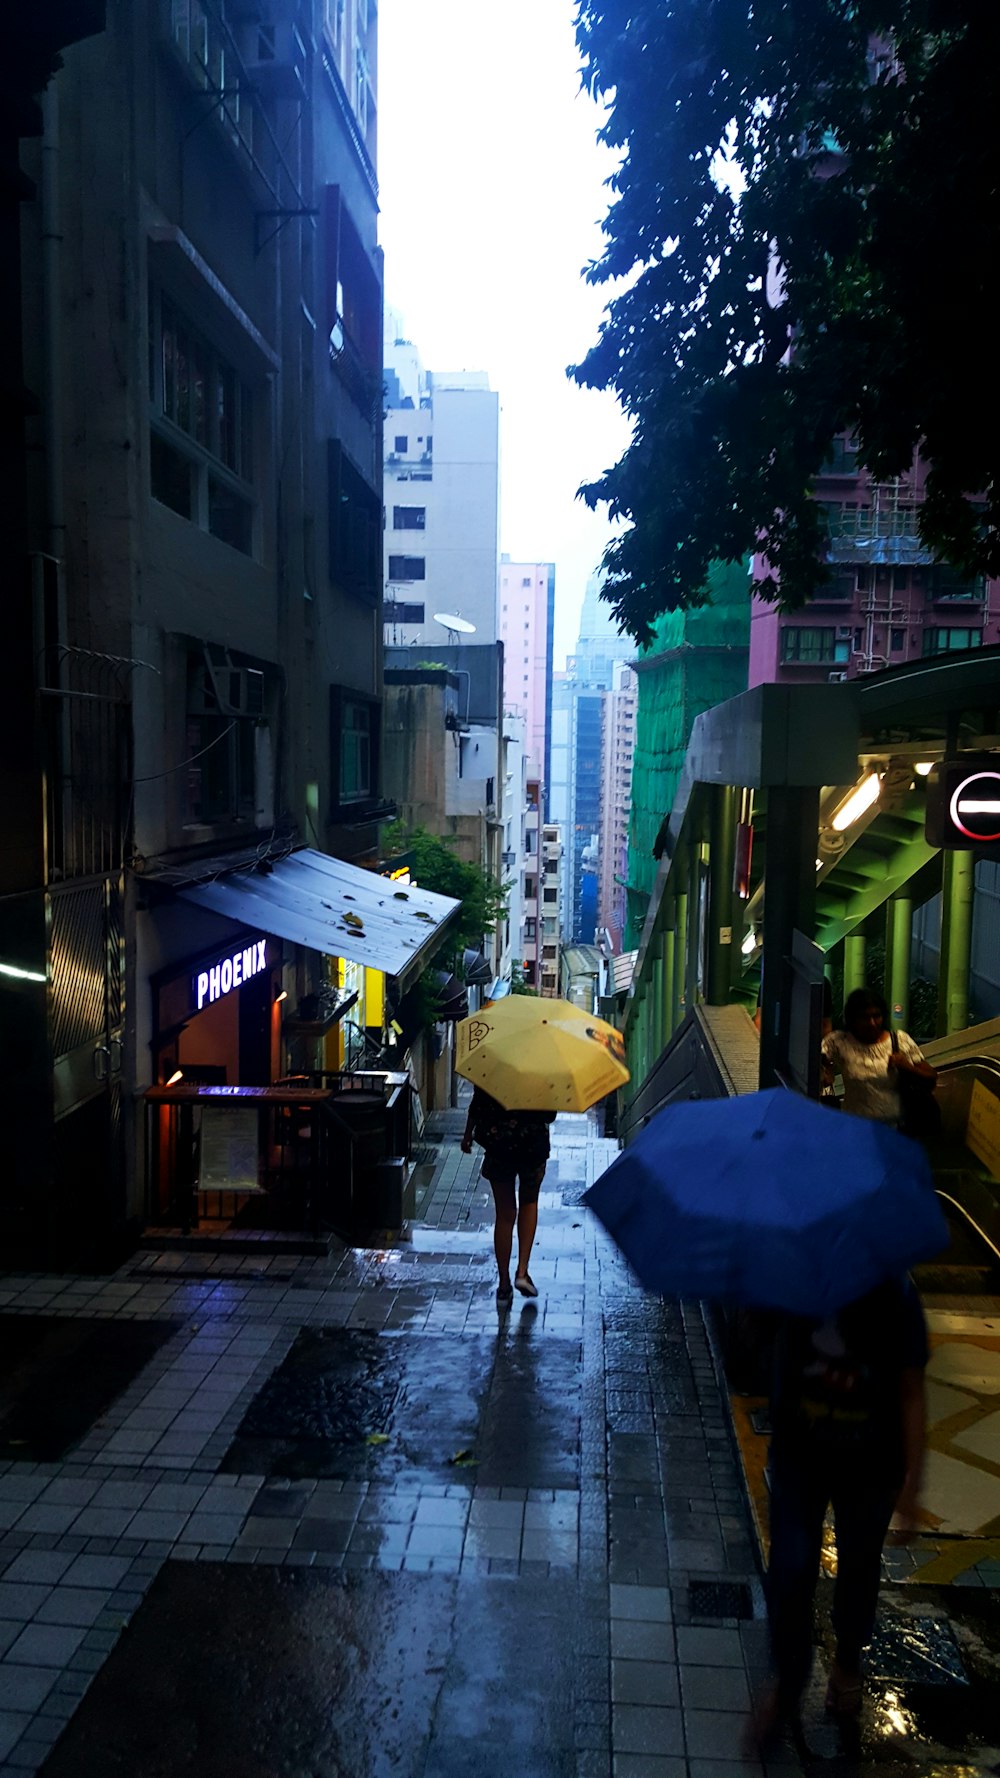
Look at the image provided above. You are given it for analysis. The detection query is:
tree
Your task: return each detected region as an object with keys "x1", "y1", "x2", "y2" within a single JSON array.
[
  {"x1": 509, "y1": 962, "x2": 539, "y2": 997},
  {"x1": 571, "y1": 0, "x2": 998, "y2": 644},
  {"x1": 382, "y1": 821, "x2": 508, "y2": 958}
]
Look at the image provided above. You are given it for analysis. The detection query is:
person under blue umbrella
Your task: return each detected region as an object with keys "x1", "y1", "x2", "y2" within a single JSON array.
[{"x1": 748, "y1": 1275, "x2": 928, "y2": 1745}]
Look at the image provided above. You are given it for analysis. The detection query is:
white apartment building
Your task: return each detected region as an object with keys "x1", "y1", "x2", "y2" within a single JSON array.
[
  {"x1": 383, "y1": 324, "x2": 500, "y2": 648},
  {"x1": 539, "y1": 823, "x2": 564, "y2": 996},
  {"x1": 497, "y1": 708, "x2": 527, "y2": 992}
]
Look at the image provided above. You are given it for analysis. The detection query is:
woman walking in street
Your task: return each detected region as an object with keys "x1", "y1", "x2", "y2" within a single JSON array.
[{"x1": 461, "y1": 1086, "x2": 555, "y2": 1303}]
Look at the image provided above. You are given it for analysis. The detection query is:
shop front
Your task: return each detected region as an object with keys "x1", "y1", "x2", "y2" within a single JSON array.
[{"x1": 141, "y1": 847, "x2": 460, "y2": 1245}]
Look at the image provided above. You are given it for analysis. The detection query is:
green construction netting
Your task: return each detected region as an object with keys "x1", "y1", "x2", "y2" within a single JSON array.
[{"x1": 625, "y1": 562, "x2": 751, "y2": 949}]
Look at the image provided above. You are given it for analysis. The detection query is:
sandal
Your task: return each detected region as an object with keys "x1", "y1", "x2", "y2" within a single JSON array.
[
  {"x1": 514, "y1": 1273, "x2": 538, "y2": 1298},
  {"x1": 496, "y1": 1280, "x2": 514, "y2": 1304}
]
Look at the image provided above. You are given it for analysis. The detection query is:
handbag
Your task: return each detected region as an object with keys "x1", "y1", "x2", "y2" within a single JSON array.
[{"x1": 893, "y1": 1030, "x2": 941, "y2": 1143}]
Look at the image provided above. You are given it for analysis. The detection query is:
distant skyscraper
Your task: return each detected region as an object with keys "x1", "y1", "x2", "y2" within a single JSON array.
[
  {"x1": 383, "y1": 324, "x2": 500, "y2": 647},
  {"x1": 571, "y1": 570, "x2": 634, "y2": 690},
  {"x1": 498, "y1": 559, "x2": 555, "y2": 803}
]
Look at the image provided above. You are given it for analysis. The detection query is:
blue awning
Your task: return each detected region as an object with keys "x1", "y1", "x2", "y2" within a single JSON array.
[{"x1": 178, "y1": 848, "x2": 461, "y2": 992}]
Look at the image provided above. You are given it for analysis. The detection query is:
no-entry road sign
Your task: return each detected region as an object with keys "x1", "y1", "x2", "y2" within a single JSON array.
[{"x1": 925, "y1": 757, "x2": 1000, "y2": 849}]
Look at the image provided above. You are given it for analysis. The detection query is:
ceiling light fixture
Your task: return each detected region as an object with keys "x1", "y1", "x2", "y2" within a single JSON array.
[{"x1": 831, "y1": 771, "x2": 882, "y2": 832}]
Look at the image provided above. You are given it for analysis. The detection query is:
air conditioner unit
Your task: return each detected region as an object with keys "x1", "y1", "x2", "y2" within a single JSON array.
[{"x1": 827, "y1": 670, "x2": 849, "y2": 684}]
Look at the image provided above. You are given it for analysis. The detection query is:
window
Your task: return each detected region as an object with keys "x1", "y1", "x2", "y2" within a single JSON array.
[
  {"x1": 891, "y1": 628, "x2": 905, "y2": 651},
  {"x1": 329, "y1": 685, "x2": 380, "y2": 815},
  {"x1": 524, "y1": 877, "x2": 536, "y2": 899},
  {"x1": 185, "y1": 653, "x2": 271, "y2": 828},
  {"x1": 387, "y1": 555, "x2": 426, "y2": 581},
  {"x1": 328, "y1": 441, "x2": 381, "y2": 603},
  {"x1": 383, "y1": 601, "x2": 425, "y2": 625},
  {"x1": 523, "y1": 961, "x2": 536, "y2": 985},
  {"x1": 926, "y1": 567, "x2": 987, "y2": 602},
  {"x1": 819, "y1": 436, "x2": 859, "y2": 475},
  {"x1": 779, "y1": 627, "x2": 849, "y2": 665},
  {"x1": 148, "y1": 288, "x2": 256, "y2": 555},
  {"x1": 324, "y1": 187, "x2": 381, "y2": 403},
  {"x1": 394, "y1": 435, "x2": 408, "y2": 453},
  {"x1": 522, "y1": 576, "x2": 531, "y2": 587},
  {"x1": 524, "y1": 918, "x2": 536, "y2": 940},
  {"x1": 543, "y1": 887, "x2": 558, "y2": 903},
  {"x1": 923, "y1": 628, "x2": 983, "y2": 657},
  {"x1": 393, "y1": 506, "x2": 426, "y2": 530}
]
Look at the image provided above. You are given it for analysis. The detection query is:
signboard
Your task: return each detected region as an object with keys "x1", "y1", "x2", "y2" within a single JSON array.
[
  {"x1": 154, "y1": 933, "x2": 272, "y2": 1040},
  {"x1": 926, "y1": 757, "x2": 1000, "y2": 850},
  {"x1": 195, "y1": 940, "x2": 268, "y2": 1011},
  {"x1": 966, "y1": 1078, "x2": 1000, "y2": 1179}
]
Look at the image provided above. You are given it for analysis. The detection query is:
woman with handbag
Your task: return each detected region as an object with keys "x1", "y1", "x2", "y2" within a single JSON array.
[
  {"x1": 821, "y1": 988, "x2": 937, "y2": 1134},
  {"x1": 461, "y1": 1086, "x2": 556, "y2": 1303}
]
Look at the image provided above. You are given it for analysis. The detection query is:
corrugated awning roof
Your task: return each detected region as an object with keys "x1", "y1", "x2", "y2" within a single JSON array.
[{"x1": 178, "y1": 848, "x2": 460, "y2": 993}]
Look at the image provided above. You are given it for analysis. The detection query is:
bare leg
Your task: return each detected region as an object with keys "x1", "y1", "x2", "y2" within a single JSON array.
[
  {"x1": 490, "y1": 1178, "x2": 516, "y2": 1292},
  {"x1": 516, "y1": 1198, "x2": 538, "y2": 1280}
]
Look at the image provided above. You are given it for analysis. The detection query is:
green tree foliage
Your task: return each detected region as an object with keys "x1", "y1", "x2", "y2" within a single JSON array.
[
  {"x1": 383, "y1": 821, "x2": 508, "y2": 957},
  {"x1": 571, "y1": 0, "x2": 998, "y2": 643},
  {"x1": 509, "y1": 962, "x2": 539, "y2": 997}
]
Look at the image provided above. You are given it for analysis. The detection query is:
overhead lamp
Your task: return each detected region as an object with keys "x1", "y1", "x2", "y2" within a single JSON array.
[
  {"x1": 741, "y1": 930, "x2": 758, "y2": 957},
  {"x1": 831, "y1": 771, "x2": 881, "y2": 832},
  {"x1": 274, "y1": 989, "x2": 288, "y2": 1004},
  {"x1": 166, "y1": 1069, "x2": 184, "y2": 1086},
  {"x1": 0, "y1": 961, "x2": 46, "y2": 983},
  {"x1": 914, "y1": 761, "x2": 934, "y2": 777}
]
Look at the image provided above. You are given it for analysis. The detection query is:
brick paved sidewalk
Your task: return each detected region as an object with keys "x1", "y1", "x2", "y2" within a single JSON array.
[{"x1": 0, "y1": 1109, "x2": 784, "y2": 1776}]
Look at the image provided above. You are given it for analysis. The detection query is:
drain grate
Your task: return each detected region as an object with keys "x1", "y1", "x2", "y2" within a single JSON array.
[{"x1": 688, "y1": 1580, "x2": 754, "y2": 1620}]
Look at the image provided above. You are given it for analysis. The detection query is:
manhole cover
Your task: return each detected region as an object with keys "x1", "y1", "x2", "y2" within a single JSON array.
[
  {"x1": 688, "y1": 1580, "x2": 754, "y2": 1620},
  {"x1": 867, "y1": 1614, "x2": 969, "y2": 1686}
]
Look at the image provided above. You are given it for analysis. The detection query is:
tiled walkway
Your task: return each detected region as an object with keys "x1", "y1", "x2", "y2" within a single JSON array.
[
  {"x1": 5, "y1": 1110, "x2": 995, "y2": 1774},
  {"x1": 0, "y1": 1110, "x2": 777, "y2": 1774}
]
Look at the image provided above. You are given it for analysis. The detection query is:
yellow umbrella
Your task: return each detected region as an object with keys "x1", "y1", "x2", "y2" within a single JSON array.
[{"x1": 455, "y1": 996, "x2": 630, "y2": 1112}]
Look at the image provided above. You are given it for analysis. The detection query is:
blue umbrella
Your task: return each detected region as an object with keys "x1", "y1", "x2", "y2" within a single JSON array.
[{"x1": 584, "y1": 1089, "x2": 948, "y2": 1316}]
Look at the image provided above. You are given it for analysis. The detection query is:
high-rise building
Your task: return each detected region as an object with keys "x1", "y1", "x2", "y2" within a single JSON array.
[
  {"x1": 598, "y1": 662, "x2": 638, "y2": 953},
  {"x1": 0, "y1": 1, "x2": 437, "y2": 1266},
  {"x1": 383, "y1": 326, "x2": 500, "y2": 648},
  {"x1": 498, "y1": 558, "x2": 555, "y2": 801}
]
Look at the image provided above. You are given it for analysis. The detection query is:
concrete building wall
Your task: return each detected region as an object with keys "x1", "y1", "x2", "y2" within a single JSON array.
[{"x1": 598, "y1": 662, "x2": 637, "y2": 953}]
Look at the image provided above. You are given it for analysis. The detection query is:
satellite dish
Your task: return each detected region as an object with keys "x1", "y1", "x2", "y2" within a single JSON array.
[{"x1": 433, "y1": 612, "x2": 476, "y2": 636}]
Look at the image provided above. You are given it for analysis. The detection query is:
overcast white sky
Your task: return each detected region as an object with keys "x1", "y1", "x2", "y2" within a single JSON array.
[{"x1": 376, "y1": 0, "x2": 631, "y2": 668}]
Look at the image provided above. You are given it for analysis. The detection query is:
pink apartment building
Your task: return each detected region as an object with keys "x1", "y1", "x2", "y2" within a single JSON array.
[
  {"x1": 498, "y1": 559, "x2": 555, "y2": 798},
  {"x1": 598, "y1": 662, "x2": 637, "y2": 953},
  {"x1": 749, "y1": 445, "x2": 1000, "y2": 685}
]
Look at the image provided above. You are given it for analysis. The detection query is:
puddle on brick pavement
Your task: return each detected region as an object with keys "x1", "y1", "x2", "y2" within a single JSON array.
[
  {"x1": 39, "y1": 1562, "x2": 580, "y2": 1778},
  {"x1": 792, "y1": 1585, "x2": 1000, "y2": 1772},
  {"x1": 221, "y1": 1321, "x2": 582, "y2": 1490}
]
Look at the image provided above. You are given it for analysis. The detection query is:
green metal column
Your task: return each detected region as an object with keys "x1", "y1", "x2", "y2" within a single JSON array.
[
  {"x1": 886, "y1": 894, "x2": 913, "y2": 1028},
  {"x1": 937, "y1": 850, "x2": 974, "y2": 1035},
  {"x1": 759, "y1": 786, "x2": 819, "y2": 1089},
  {"x1": 843, "y1": 933, "x2": 867, "y2": 1000},
  {"x1": 707, "y1": 785, "x2": 738, "y2": 1004},
  {"x1": 650, "y1": 938, "x2": 664, "y2": 1064},
  {"x1": 673, "y1": 891, "x2": 689, "y2": 1028},
  {"x1": 687, "y1": 845, "x2": 702, "y2": 1011},
  {"x1": 660, "y1": 924, "x2": 676, "y2": 1045}
]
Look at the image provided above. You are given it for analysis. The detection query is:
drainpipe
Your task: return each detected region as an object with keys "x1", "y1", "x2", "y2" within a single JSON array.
[{"x1": 41, "y1": 87, "x2": 66, "y2": 589}]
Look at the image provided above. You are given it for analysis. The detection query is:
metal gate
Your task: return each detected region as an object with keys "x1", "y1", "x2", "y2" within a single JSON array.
[{"x1": 48, "y1": 874, "x2": 127, "y2": 1258}]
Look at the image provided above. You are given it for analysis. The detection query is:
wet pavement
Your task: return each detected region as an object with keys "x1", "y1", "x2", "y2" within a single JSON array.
[{"x1": 0, "y1": 1107, "x2": 997, "y2": 1774}]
